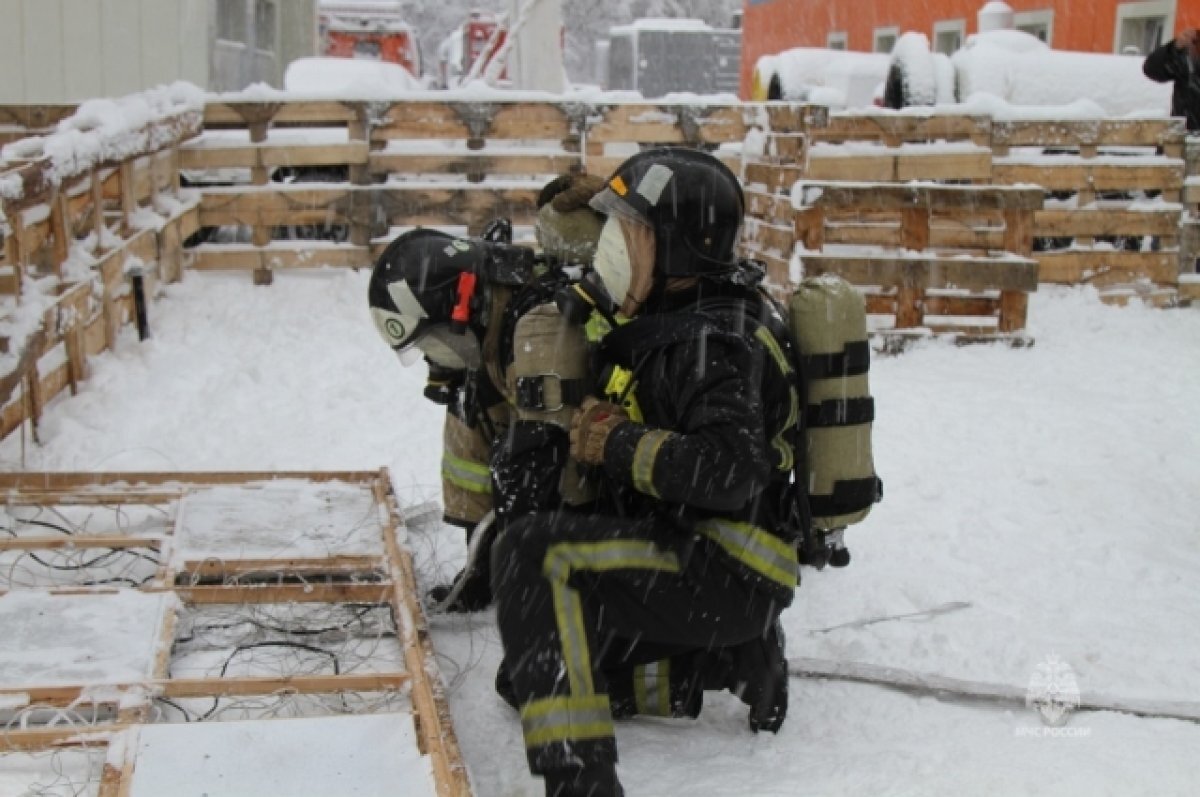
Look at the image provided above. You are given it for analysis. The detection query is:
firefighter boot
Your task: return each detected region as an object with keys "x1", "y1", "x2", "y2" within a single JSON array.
[
  {"x1": 705, "y1": 619, "x2": 789, "y2": 733},
  {"x1": 544, "y1": 764, "x2": 625, "y2": 797}
]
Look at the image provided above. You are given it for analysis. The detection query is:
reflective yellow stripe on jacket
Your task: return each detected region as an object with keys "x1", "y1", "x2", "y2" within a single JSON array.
[
  {"x1": 520, "y1": 694, "x2": 614, "y2": 748},
  {"x1": 634, "y1": 659, "x2": 672, "y2": 717},
  {"x1": 631, "y1": 430, "x2": 673, "y2": 497},
  {"x1": 441, "y1": 452, "x2": 492, "y2": 494},
  {"x1": 696, "y1": 518, "x2": 799, "y2": 590},
  {"x1": 754, "y1": 326, "x2": 798, "y2": 473}
]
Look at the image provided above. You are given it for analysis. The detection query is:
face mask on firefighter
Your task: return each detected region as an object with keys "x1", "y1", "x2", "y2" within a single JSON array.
[{"x1": 593, "y1": 216, "x2": 655, "y2": 317}]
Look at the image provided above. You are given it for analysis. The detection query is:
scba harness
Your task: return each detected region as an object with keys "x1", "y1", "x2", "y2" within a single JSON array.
[{"x1": 588, "y1": 261, "x2": 882, "y2": 569}]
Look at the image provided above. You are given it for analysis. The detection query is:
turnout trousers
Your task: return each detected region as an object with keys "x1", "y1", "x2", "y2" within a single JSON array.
[{"x1": 492, "y1": 509, "x2": 779, "y2": 775}]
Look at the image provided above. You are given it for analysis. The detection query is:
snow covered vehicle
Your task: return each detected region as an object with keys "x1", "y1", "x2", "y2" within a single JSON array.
[
  {"x1": 605, "y1": 18, "x2": 741, "y2": 98},
  {"x1": 883, "y1": 29, "x2": 1171, "y2": 115},
  {"x1": 750, "y1": 47, "x2": 891, "y2": 108}
]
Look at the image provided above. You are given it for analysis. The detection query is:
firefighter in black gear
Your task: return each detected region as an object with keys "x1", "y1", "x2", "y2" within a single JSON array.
[{"x1": 491, "y1": 148, "x2": 798, "y2": 797}]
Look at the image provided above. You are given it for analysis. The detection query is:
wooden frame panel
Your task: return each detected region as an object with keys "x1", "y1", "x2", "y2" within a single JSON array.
[{"x1": 0, "y1": 470, "x2": 471, "y2": 797}]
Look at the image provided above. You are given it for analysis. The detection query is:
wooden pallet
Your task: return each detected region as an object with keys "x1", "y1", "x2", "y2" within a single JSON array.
[
  {"x1": 0, "y1": 470, "x2": 470, "y2": 797},
  {"x1": 742, "y1": 180, "x2": 1042, "y2": 336},
  {"x1": 991, "y1": 118, "x2": 1188, "y2": 304},
  {"x1": 178, "y1": 99, "x2": 826, "y2": 280}
]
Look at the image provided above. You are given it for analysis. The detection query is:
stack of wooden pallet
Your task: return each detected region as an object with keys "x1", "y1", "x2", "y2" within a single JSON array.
[
  {"x1": 1181, "y1": 136, "x2": 1200, "y2": 304},
  {"x1": 185, "y1": 98, "x2": 827, "y2": 284},
  {"x1": 742, "y1": 179, "x2": 1042, "y2": 342},
  {"x1": 992, "y1": 118, "x2": 1187, "y2": 307}
]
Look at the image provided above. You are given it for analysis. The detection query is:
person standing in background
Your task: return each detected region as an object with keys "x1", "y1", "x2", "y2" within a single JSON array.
[{"x1": 1144, "y1": 27, "x2": 1200, "y2": 131}]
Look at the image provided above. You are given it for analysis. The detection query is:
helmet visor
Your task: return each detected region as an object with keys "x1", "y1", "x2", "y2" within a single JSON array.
[
  {"x1": 396, "y1": 345, "x2": 425, "y2": 368},
  {"x1": 589, "y1": 186, "x2": 650, "y2": 228},
  {"x1": 371, "y1": 306, "x2": 422, "y2": 351},
  {"x1": 415, "y1": 326, "x2": 481, "y2": 371}
]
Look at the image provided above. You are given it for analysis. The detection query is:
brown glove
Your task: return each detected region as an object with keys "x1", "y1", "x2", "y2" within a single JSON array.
[{"x1": 569, "y1": 397, "x2": 628, "y2": 465}]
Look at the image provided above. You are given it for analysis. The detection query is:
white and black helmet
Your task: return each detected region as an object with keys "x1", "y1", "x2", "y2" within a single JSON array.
[{"x1": 369, "y1": 229, "x2": 488, "y2": 370}]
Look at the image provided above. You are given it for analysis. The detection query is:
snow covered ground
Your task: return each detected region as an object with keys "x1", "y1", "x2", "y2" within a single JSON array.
[{"x1": 2, "y1": 269, "x2": 1199, "y2": 795}]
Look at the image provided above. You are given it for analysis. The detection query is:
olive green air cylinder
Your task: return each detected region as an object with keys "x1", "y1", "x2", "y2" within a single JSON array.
[{"x1": 789, "y1": 274, "x2": 881, "y2": 530}]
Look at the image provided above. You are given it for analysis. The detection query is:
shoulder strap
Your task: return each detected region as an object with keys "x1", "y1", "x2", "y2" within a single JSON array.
[{"x1": 598, "y1": 313, "x2": 723, "y2": 368}]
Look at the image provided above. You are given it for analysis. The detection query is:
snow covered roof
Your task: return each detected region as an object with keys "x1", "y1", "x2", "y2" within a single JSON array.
[
  {"x1": 610, "y1": 17, "x2": 716, "y2": 36},
  {"x1": 283, "y1": 57, "x2": 422, "y2": 96}
]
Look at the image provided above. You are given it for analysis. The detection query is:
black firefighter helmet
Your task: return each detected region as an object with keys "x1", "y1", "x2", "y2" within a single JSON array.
[
  {"x1": 368, "y1": 228, "x2": 534, "y2": 370},
  {"x1": 589, "y1": 146, "x2": 745, "y2": 279}
]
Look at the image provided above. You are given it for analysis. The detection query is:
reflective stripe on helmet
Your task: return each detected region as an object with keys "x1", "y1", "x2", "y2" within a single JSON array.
[{"x1": 387, "y1": 279, "x2": 428, "y2": 323}]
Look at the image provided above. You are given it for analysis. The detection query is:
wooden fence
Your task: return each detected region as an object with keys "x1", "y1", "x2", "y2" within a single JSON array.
[
  {"x1": 1183, "y1": 136, "x2": 1200, "y2": 304},
  {"x1": 184, "y1": 99, "x2": 826, "y2": 283},
  {"x1": 3, "y1": 96, "x2": 1198, "y2": 446},
  {"x1": 742, "y1": 178, "x2": 1042, "y2": 340},
  {"x1": 744, "y1": 111, "x2": 1192, "y2": 309},
  {"x1": 1, "y1": 102, "x2": 200, "y2": 443}
]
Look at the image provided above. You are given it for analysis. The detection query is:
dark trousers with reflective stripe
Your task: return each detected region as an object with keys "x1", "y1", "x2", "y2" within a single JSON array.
[{"x1": 492, "y1": 509, "x2": 778, "y2": 775}]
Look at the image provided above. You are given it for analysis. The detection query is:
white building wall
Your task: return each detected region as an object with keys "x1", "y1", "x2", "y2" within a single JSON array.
[{"x1": 0, "y1": 0, "x2": 210, "y2": 103}]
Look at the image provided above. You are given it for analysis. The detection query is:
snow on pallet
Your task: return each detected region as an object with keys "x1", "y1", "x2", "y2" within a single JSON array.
[
  {"x1": 181, "y1": 98, "x2": 827, "y2": 283},
  {"x1": 1182, "y1": 137, "x2": 1200, "y2": 302},
  {"x1": 1, "y1": 91, "x2": 203, "y2": 444},
  {"x1": 742, "y1": 179, "x2": 1042, "y2": 341},
  {"x1": 0, "y1": 470, "x2": 469, "y2": 797},
  {"x1": 745, "y1": 113, "x2": 1192, "y2": 306},
  {"x1": 991, "y1": 118, "x2": 1187, "y2": 305}
]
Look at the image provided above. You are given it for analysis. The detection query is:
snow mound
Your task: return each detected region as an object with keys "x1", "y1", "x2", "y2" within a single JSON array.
[
  {"x1": 952, "y1": 33, "x2": 1169, "y2": 116},
  {"x1": 283, "y1": 57, "x2": 422, "y2": 96},
  {"x1": 892, "y1": 32, "x2": 938, "y2": 106}
]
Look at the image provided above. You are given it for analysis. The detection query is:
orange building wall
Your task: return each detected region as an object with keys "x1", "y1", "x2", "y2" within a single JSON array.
[{"x1": 740, "y1": 0, "x2": 1194, "y2": 97}]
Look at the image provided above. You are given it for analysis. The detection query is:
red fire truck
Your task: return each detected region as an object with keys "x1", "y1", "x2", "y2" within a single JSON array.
[{"x1": 318, "y1": 1, "x2": 422, "y2": 76}]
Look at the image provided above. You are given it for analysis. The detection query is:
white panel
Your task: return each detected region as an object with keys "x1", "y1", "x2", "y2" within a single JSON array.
[
  {"x1": 61, "y1": 0, "x2": 105, "y2": 101},
  {"x1": 20, "y1": 0, "x2": 65, "y2": 102},
  {"x1": 0, "y1": 0, "x2": 26, "y2": 103},
  {"x1": 179, "y1": 0, "x2": 212, "y2": 89},
  {"x1": 140, "y1": 0, "x2": 181, "y2": 87},
  {"x1": 100, "y1": 0, "x2": 143, "y2": 97}
]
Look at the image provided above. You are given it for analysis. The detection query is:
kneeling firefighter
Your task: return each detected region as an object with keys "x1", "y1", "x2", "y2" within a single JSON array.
[
  {"x1": 368, "y1": 168, "x2": 801, "y2": 746},
  {"x1": 490, "y1": 148, "x2": 801, "y2": 797},
  {"x1": 369, "y1": 175, "x2": 607, "y2": 612}
]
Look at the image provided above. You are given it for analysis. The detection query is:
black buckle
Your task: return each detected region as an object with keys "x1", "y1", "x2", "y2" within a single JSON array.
[{"x1": 516, "y1": 374, "x2": 564, "y2": 412}]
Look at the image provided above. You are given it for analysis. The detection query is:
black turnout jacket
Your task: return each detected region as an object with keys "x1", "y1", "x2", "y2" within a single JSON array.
[{"x1": 1143, "y1": 40, "x2": 1200, "y2": 131}]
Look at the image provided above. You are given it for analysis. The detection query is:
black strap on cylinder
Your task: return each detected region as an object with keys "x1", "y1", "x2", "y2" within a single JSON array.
[
  {"x1": 809, "y1": 477, "x2": 883, "y2": 518},
  {"x1": 803, "y1": 340, "x2": 870, "y2": 380},
  {"x1": 515, "y1": 375, "x2": 589, "y2": 412},
  {"x1": 806, "y1": 397, "x2": 875, "y2": 428}
]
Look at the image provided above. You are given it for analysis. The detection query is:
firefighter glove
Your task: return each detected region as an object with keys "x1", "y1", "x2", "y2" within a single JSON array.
[{"x1": 569, "y1": 397, "x2": 628, "y2": 465}]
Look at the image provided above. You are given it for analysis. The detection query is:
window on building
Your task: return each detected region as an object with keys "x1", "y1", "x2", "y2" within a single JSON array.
[
  {"x1": 255, "y1": 0, "x2": 276, "y2": 52},
  {"x1": 1014, "y1": 10, "x2": 1054, "y2": 45},
  {"x1": 827, "y1": 32, "x2": 848, "y2": 51},
  {"x1": 933, "y1": 19, "x2": 966, "y2": 54},
  {"x1": 217, "y1": 0, "x2": 246, "y2": 42},
  {"x1": 1115, "y1": 0, "x2": 1176, "y2": 55},
  {"x1": 874, "y1": 26, "x2": 899, "y2": 54}
]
